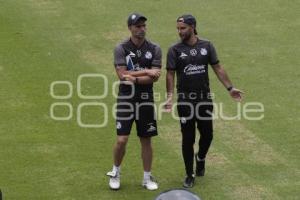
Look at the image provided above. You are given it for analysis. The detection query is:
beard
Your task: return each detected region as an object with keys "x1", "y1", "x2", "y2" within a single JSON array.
[
  {"x1": 136, "y1": 31, "x2": 146, "y2": 39},
  {"x1": 180, "y1": 32, "x2": 192, "y2": 42}
]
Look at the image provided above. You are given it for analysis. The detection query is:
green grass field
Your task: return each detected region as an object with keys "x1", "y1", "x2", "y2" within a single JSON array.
[{"x1": 0, "y1": 0, "x2": 299, "y2": 199}]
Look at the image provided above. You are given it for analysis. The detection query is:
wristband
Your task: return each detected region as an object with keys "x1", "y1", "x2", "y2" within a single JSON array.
[{"x1": 227, "y1": 86, "x2": 233, "y2": 91}]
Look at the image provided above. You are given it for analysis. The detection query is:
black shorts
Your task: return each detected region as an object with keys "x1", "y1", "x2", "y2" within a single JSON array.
[
  {"x1": 177, "y1": 99, "x2": 213, "y2": 134},
  {"x1": 116, "y1": 97, "x2": 158, "y2": 137}
]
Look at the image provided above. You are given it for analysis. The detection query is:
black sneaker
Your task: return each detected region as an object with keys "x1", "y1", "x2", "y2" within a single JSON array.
[
  {"x1": 195, "y1": 155, "x2": 205, "y2": 176},
  {"x1": 183, "y1": 175, "x2": 195, "y2": 188}
]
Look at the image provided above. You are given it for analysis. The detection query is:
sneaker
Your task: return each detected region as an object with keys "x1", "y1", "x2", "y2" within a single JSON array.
[
  {"x1": 183, "y1": 175, "x2": 195, "y2": 188},
  {"x1": 195, "y1": 155, "x2": 205, "y2": 176},
  {"x1": 106, "y1": 171, "x2": 120, "y2": 190},
  {"x1": 142, "y1": 175, "x2": 158, "y2": 191}
]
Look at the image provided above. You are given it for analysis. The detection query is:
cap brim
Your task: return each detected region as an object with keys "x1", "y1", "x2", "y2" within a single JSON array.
[{"x1": 134, "y1": 16, "x2": 147, "y2": 24}]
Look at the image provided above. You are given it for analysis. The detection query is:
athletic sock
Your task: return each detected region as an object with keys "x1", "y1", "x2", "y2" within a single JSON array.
[
  {"x1": 144, "y1": 171, "x2": 151, "y2": 180},
  {"x1": 113, "y1": 165, "x2": 120, "y2": 174}
]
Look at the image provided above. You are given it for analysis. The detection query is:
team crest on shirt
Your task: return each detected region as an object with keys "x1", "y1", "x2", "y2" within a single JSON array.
[
  {"x1": 190, "y1": 49, "x2": 197, "y2": 56},
  {"x1": 200, "y1": 48, "x2": 207, "y2": 55},
  {"x1": 145, "y1": 51, "x2": 152, "y2": 59}
]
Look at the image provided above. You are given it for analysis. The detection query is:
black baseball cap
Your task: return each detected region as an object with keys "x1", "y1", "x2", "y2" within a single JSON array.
[
  {"x1": 177, "y1": 14, "x2": 198, "y2": 34},
  {"x1": 127, "y1": 13, "x2": 147, "y2": 26}
]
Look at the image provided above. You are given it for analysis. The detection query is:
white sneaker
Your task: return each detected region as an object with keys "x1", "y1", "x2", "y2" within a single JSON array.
[
  {"x1": 106, "y1": 171, "x2": 120, "y2": 190},
  {"x1": 142, "y1": 176, "x2": 158, "y2": 191}
]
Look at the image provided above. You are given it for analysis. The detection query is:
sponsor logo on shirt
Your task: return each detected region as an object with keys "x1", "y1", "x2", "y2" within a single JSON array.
[
  {"x1": 126, "y1": 51, "x2": 147, "y2": 71},
  {"x1": 134, "y1": 63, "x2": 145, "y2": 71},
  {"x1": 179, "y1": 52, "x2": 188, "y2": 59},
  {"x1": 183, "y1": 64, "x2": 206, "y2": 75},
  {"x1": 129, "y1": 51, "x2": 136, "y2": 57}
]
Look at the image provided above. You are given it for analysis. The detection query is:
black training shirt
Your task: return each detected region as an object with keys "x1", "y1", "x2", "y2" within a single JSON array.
[
  {"x1": 114, "y1": 38, "x2": 162, "y2": 96},
  {"x1": 167, "y1": 38, "x2": 219, "y2": 93}
]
